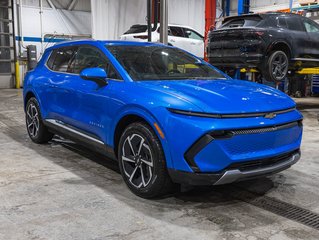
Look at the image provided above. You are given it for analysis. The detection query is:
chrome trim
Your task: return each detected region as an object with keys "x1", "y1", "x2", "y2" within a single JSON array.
[
  {"x1": 213, "y1": 152, "x2": 300, "y2": 185},
  {"x1": 292, "y1": 58, "x2": 319, "y2": 62},
  {"x1": 44, "y1": 119, "x2": 104, "y2": 145},
  {"x1": 168, "y1": 107, "x2": 296, "y2": 119}
]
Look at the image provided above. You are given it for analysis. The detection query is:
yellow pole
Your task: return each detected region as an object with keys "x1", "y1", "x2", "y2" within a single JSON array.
[{"x1": 15, "y1": 61, "x2": 20, "y2": 89}]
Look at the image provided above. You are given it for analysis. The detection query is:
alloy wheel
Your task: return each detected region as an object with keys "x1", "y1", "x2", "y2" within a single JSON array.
[
  {"x1": 26, "y1": 103, "x2": 40, "y2": 138},
  {"x1": 271, "y1": 53, "x2": 288, "y2": 81},
  {"x1": 121, "y1": 133, "x2": 154, "y2": 189}
]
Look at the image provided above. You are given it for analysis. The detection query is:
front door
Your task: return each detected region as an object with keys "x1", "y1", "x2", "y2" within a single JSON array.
[{"x1": 182, "y1": 27, "x2": 204, "y2": 58}]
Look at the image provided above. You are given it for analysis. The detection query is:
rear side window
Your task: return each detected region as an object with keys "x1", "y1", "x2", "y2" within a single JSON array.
[
  {"x1": 124, "y1": 25, "x2": 147, "y2": 34},
  {"x1": 170, "y1": 27, "x2": 185, "y2": 37},
  {"x1": 277, "y1": 16, "x2": 304, "y2": 32},
  {"x1": 221, "y1": 16, "x2": 262, "y2": 28},
  {"x1": 47, "y1": 47, "x2": 78, "y2": 72}
]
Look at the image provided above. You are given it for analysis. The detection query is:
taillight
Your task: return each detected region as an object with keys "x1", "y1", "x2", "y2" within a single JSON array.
[
  {"x1": 255, "y1": 31, "x2": 264, "y2": 36},
  {"x1": 133, "y1": 35, "x2": 148, "y2": 39}
]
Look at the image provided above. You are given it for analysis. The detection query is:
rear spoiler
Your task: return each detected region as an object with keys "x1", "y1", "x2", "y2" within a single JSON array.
[{"x1": 222, "y1": 14, "x2": 264, "y2": 24}]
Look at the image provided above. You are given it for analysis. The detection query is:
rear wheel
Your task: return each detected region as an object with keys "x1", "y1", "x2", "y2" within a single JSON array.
[
  {"x1": 26, "y1": 97, "x2": 53, "y2": 143},
  {"x1": 264, "y1": 50, "x2": 289, "y2": 82},
  {"x1": 118, "y1": 122, "x2": 175, "y2": 198}
]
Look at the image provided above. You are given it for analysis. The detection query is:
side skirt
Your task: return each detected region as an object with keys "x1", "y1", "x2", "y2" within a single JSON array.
[{"x1": 43, "y1": 119, "x2": 117, "y2": 160}]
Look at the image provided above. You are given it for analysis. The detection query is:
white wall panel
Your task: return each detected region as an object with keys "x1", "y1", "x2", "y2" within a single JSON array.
[
  {"x1": 91, "y1": 0, "x2": 146, "y2": 40},
  {"x1": 18, "y1": 6, "x2": 91, "y2": 57},
  {"x1": 91, "y1": 0, "x2": 205, "y2": 40}
]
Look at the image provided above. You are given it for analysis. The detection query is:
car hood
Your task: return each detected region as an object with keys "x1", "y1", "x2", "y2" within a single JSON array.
[{"x1": 137, "y1": 79, "x2": 296, "y2": 114}]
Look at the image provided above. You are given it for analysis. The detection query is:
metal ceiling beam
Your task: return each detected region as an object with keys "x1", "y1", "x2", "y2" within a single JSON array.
[
  {"x1": 46, "y1": 0, "x2": 57, "y2": 10},
  {"x1": 67, "y1": 0, "x2": 78, "y2": 11},
  {"x1": 49, "y1": 0, "x2": 64, "y2": 9}
]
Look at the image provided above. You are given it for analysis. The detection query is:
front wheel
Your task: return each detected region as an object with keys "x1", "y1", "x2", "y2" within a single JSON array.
[
  {"x1": 264, "y1": 50, "x2": 289, "y2": 82},
  {"x1": 118, "y1": 122, "x2": 175, "y2": 198}
]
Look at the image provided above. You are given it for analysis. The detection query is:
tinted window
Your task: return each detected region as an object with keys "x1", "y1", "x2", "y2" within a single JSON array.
[
  {"x1": 69, "y1": 46, "x2": 108, "y2": 74},
  {"x1": 277, "y1": 17, "x2": 288, "y2": 29},
  {"x1": 183, "y1": 28, "x2": 203, "y2": 41},
  {"x1": 47, "y1": 47, "x2": 78, "y2": 72},
  {"x1": 124, "y1": 25, "x2": 147, "y2": 34},
  {"x1": 170, "y1": 27, "x2": 185, "y2": 37},
  {"x1": 303, "y1": 19, "x2": 319, "y2": 33},
  {"x1": 276, "y1": 16, "x2": 304, "y2": 31},
  {"x1": 107, "y1": 46, "x2": 226, "y2": 81},
  {"x1": 286, "y1": 17, "x2": 304, "y2": 31}
]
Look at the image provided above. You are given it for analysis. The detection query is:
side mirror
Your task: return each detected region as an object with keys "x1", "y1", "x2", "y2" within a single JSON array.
[{"x1": 80, "y1": 67, "x2": 108, "y2": 87}]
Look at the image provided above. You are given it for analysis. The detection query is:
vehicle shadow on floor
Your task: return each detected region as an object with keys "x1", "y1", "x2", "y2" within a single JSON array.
[{"x1": 2, "y1": 117, "x2": 319, "y2": 235}]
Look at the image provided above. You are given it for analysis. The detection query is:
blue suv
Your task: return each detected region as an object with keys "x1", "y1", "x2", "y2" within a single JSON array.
[{"x1": 23, "y1": 40, "x2": 303, "y2": 198}]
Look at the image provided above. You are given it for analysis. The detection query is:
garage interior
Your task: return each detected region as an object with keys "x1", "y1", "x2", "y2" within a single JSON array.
[{"x1": 1, "y1": 0, "x2": 319, "y2": 239}]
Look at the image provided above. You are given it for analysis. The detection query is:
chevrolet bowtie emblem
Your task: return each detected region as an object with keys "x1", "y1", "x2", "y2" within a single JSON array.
[{"x1": 264, "y1": 113, "x2": 277, "y2": 119}]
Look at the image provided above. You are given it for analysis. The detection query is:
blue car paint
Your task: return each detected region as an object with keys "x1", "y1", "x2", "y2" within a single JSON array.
[{"x1": 23, "y1": 40, "x2": 303, "y2": 175}]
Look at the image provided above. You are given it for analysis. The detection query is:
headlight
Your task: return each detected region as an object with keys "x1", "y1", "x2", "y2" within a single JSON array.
[{"x1": 167, "y1": 108, "x2": 221, "y2": 118}]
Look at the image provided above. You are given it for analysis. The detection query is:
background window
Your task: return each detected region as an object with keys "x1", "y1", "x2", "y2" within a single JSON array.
[
  {"x1": 169, "y1": 27, "x2": 184, "y2": 37},
  {"x1": 183, "y1": 28, "x2": 203, "y2": 41}
]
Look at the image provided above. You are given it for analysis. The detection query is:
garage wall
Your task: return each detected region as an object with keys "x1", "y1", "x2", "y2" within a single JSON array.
[
  {"x1": 91, "y1": 0, "x2": 205, "y2": 40},
  {"x1": 16, "y1": 4, "x2": 91, "y2": 58}
]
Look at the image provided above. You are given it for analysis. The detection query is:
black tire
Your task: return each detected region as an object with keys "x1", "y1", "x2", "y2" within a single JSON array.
[
  {"x1": 25, "y1": 97, "x2": 54, "y2": 143},
  {"x1": 118, "y1": 121, "x2": 175, "y2": 198},
  {"x1": 263, "y1": 50, "x2": 289, "y2": 82}
]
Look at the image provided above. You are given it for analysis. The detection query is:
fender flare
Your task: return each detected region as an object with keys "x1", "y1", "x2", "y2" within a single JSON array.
[{"x1": 110, "y1": 105, "x2": 174, "y2": 169}]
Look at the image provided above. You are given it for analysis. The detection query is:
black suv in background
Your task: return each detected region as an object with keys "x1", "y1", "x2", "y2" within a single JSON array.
[{"x1": 207, "y1": 13, "x2": 319, "y2": 82}]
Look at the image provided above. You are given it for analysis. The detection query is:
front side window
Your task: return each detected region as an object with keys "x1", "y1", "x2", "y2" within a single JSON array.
[
  {"x1": 107, "y1": 46, "x2": 226, "y2": 81},
  {"x1": 183, "y1": 28, "x2": 203, "y2": 41},
  {"x1": 303, "y1": 19, "x2": 319, "y2": 33},
  {"x1": 68, "y1": 46, "x2": 108, "y2": 74},
  {"x1": 47, "y1": 47, "x2": 78, "y2": 72}
]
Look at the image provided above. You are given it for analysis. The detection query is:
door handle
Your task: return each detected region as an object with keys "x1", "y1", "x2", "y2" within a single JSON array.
[
  {"x1": 191, "y1": 42, "x2": 196, "y2": 45},
  {"x1": 170, "y1": 39, "x2": 176, "y2": 43}
]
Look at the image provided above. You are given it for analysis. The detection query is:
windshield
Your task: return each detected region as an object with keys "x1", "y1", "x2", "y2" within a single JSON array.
[{"x1": 107, "y1": 46, "x2": 226, "y2": 81}]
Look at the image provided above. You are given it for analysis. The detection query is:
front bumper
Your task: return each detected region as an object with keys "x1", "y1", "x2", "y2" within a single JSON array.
[{"x1": 168, "y1": 149, "x2": 300, "y2": 185}]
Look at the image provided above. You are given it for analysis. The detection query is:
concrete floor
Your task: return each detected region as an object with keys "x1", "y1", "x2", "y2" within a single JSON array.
[{"x1": 0, "y1": 89, "x2": 319, "y2": 240}]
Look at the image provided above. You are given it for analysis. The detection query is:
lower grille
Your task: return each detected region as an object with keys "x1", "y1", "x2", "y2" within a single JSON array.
[
  {"x1": 225, "y1": 150, "x2": 300, "y2": 172},
  {"x1": 232, "y1": 121, "x2": 301, "y2": 135}
]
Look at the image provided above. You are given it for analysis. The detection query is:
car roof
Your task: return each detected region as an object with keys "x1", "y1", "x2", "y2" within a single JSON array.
[
  {"x1": 222, "y1": 12, "x2": 302, "y2": 23},
  {"x1": 46, "y1": 39, "x2": 166, "y2": 51},
  {"x1": 130, "y1": 23, "x2": 198, "y2": 30}
]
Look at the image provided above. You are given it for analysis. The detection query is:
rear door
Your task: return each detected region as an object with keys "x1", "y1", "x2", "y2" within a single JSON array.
[
  {"x1": 277, "y1": 15, "x2": 309, "y2": 58},
  {"x1": 182, "y1": 27, "x2": 204, "y2": 58},
  {"x1": 44, "y1": 46, "x2": 79, "y2": 122}
]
